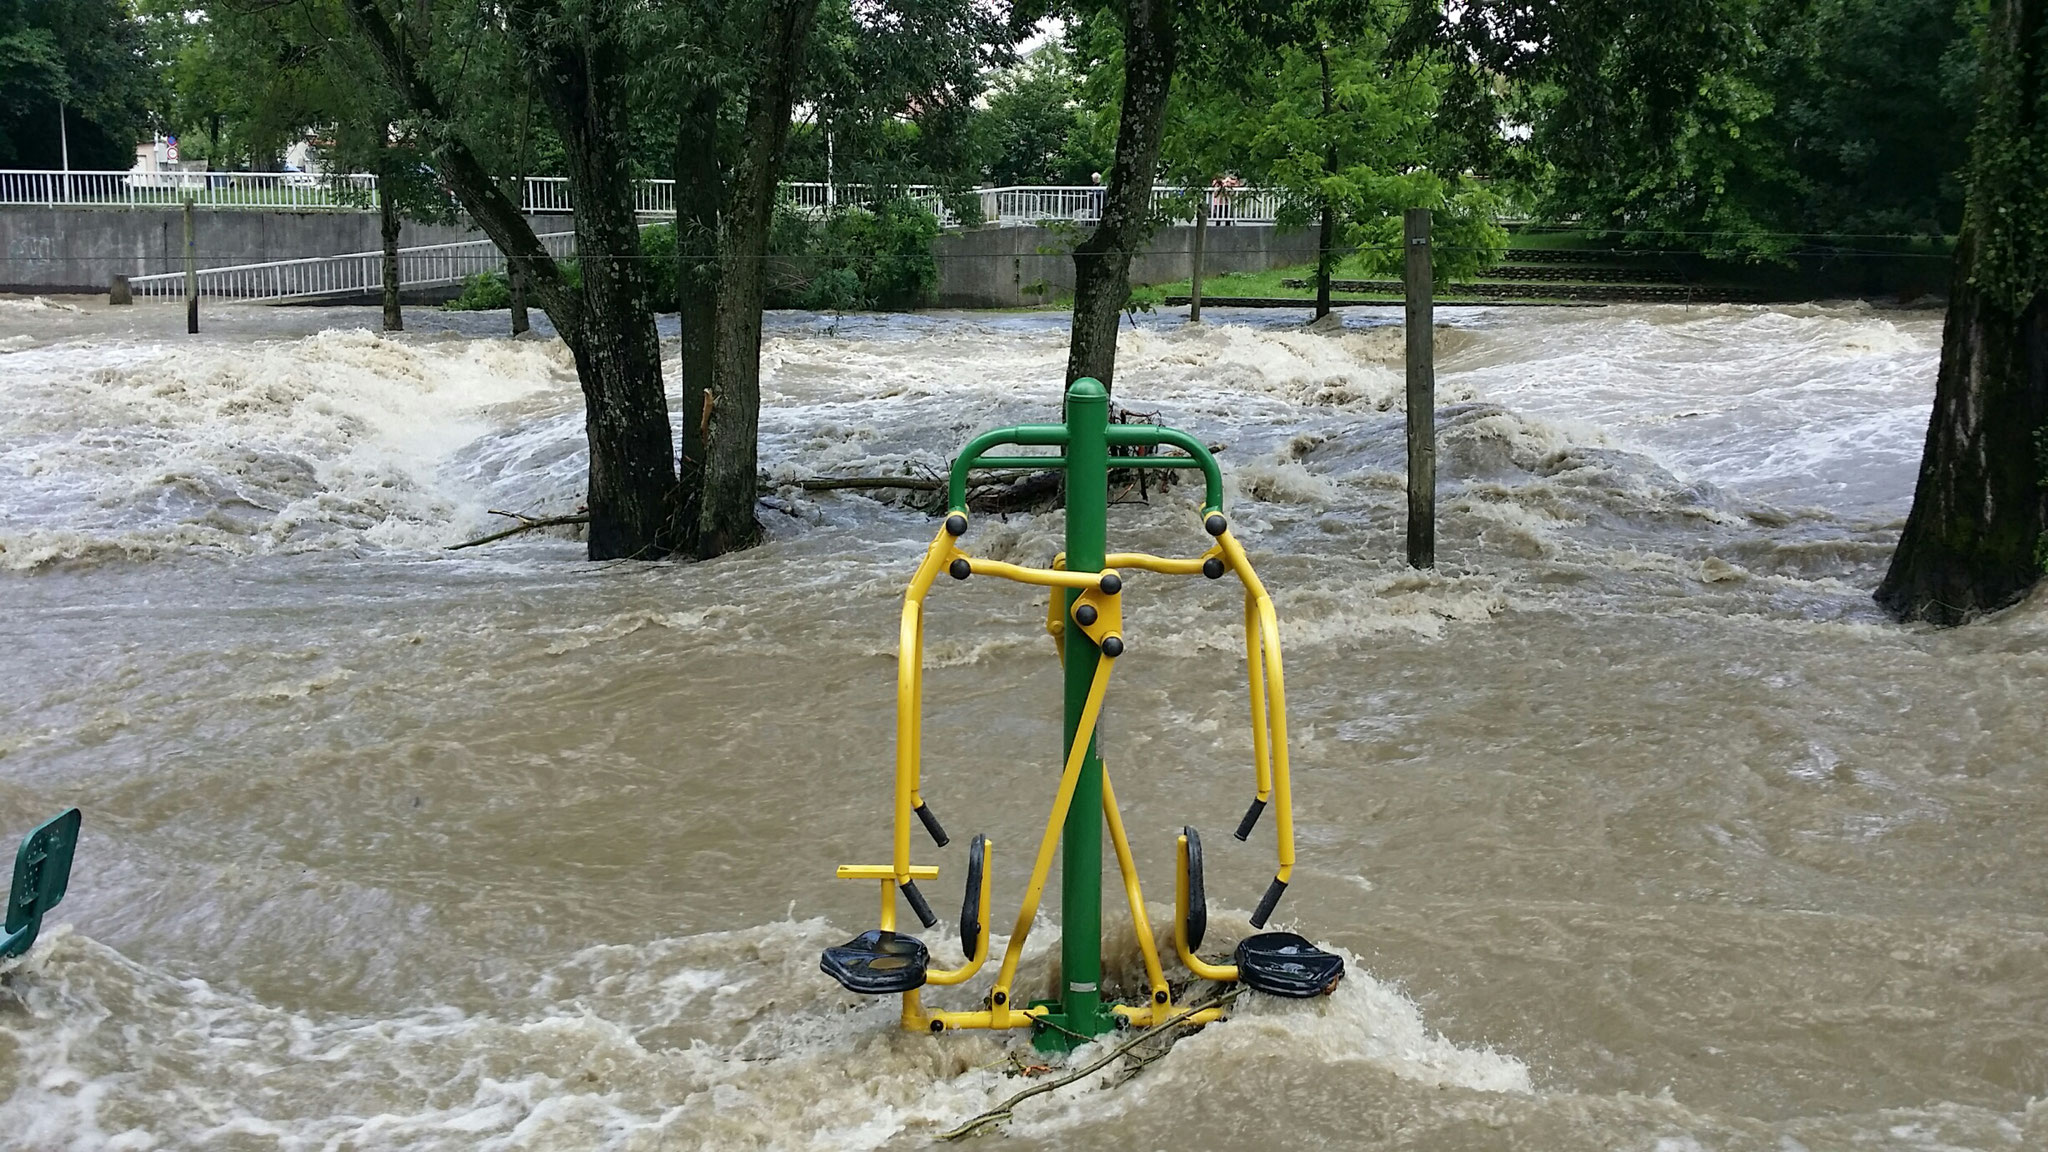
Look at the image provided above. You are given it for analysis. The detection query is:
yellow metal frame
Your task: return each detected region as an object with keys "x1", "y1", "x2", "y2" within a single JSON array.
[{"x1": 833, "y1": 517, "x2": 1295, "y2": 1034}]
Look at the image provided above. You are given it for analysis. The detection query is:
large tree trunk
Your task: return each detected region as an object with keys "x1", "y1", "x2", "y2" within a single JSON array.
[
  {"x1": 340, "y1": 0, "x2": 678, "y2": 560},
  {"x1": 535, "y1": 16, "x2": 677, "y2": 560},
  {"x1": 379, "y1": 178, "x2": 403, "y2": 331},
  {"x1": 1066, "y1": 0, "x2": 1178, "y2": 392},
  {"x1": 1876, "y1": 0, "x2": 2048, "y2": 624},
  {"x1": 674, "y1": 85, "x2": 725, "y2": 556},
  {"x1": 696, "y1": 0, "x2": 820, "y2": 558}
]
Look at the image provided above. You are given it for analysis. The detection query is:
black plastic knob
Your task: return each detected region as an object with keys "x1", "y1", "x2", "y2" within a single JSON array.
[
  {"x1": 949, "y1": 558, "x2": 971, "y2": 580},
  {"x1": 1204, "y1": 514, "x2": 1227, "y2": 537},
  {"x1": 1202, "y1": 557, "x2": 1225, "y2": 580},
  {"x1": 1074, "y1": 604, "x2": 1098, "y2": 626},
  {"x1": 945, "y1": 513, "x2": 968, "y2": 536},
  {"x1": 1101, "y1": 635, "x2": 1124, "y2": 658},
  {"x1": 1099, "y1": 572, "x2": 1122, "y2": 595}
]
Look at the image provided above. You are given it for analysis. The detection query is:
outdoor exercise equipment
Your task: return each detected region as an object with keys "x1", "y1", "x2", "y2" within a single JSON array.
[
  {"x1": 4, "y1": 808, "x2": 81, "y2": 960},
  {"x1": 821, "y1": 378, "x2": 1342, "y2": 1049}
]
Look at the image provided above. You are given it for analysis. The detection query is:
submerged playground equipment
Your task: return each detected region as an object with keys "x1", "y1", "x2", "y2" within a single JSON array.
[
  {"x1": 822, "y1": 378, "x2": 1342, "y2": 1048},
  {"x1": 4, "y1": 808, "x2": 80, "y2": 961}
]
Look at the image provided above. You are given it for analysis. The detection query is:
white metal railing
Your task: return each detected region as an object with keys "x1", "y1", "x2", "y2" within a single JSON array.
[
  {"x1": 0, "y1": 169, "x2": 380, "y2": 209},
  {"x1": 974, "y1": 185, "x2": 1282, "y2": 227},
  {"x1": 1, "y1": 169, "x2": 1282, "y2": 227},
  {"x1": 125, "y1": 231, "x2": 577, "y2": 302}
]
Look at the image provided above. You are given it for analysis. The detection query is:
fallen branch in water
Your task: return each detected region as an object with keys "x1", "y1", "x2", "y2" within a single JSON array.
[
  {"x1": 939, "y1": 988, "x2": 1241, "y2": 1141},
  {"x1": 448, "y1": 450, "x2": 1232, "y2": 549},
  {"x1": 792, "y1": 476, "x2": 944, "y2": 492},
  {"x1": 446, "y1": 510, "x2": 590, "y2": 550}
]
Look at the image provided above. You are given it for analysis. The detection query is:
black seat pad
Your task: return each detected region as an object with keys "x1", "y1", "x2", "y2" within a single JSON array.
[
  {"x1": 821, "y1": 930, "x2": 930, "y2": 995},
  {"x1": 1234, "y1": 932, "x2": 1344, "y2": 998}
]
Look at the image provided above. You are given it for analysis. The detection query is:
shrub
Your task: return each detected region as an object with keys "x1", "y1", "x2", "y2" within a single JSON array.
[
  {"x1": 767, "y1": 197, "x2": 940, "y2": 311},
  {"x1": 448, "y1": 271, "x2": 511, "y2": 310}
]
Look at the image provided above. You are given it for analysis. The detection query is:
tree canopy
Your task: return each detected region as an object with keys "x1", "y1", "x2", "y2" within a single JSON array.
[{"x1": 0, "y1": 0, "x2": 154, "y2": 169}]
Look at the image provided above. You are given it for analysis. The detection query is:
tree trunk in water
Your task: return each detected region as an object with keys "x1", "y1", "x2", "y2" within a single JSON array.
[
  {"x1": 1315, "y1": 202, "x2": 1335, "y2": 320},
  {"x1": 1876, "y1": 0, "x2": 2048, "y2": 623},
  {"x1": 675, "y1": 85, "x2": 725, "y2": 555},
  {"x1": 1189, "y1": 197, "x2": 1206, "y2": 323},
  {"x1": 696, "y1": 0, "x2": 820, "y2": 558},
  {"x1": 1066, "y1": 0, "x2": 1178, "y2": 392},
  {"x1": 509, "y1": 90, "x2": 533, "y2": 337},
  {"x1": 537, "y1": 16, "x2": 678, "y2": 560},
  {"x1": 509, "y1": 261, "x2": 529, "y2": 335},
  {"x1": 1314, "y1": 45, "x2": 1336, "y2": 321},
  {"x1": 379, "y1": 183, "x2": 403, "y2": 331}
]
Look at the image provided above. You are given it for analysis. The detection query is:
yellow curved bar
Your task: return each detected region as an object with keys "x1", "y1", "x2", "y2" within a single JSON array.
[
  {"x1": 965, "y1": 557, "x2": 1102, "y2": 591},
  {"x1": 923, "y1": 840, "x2": 995, "y2": 986},
  {"x1": 1101, "y1": 768, "x2": 1170, "y2": 1008},
  {"x1": 917, "y1": 1003, "x2": 1048, "y2": 1033},
  {"x1": 1174, "y1": 834, "x2": 1239, "y2": 983},
  {"x1": 1104, "y1": 547, "x2": 1222, "y2": 576},
  {"x1": 1251, "y1": 594, "x2": 1295, "y2": 882},
  {"x1": 1216, "y1": 532, "x2": 1295, "y2": 884},
  {"x1": 896, "y1": 526, "x2": 961, "y2": 892},
  {"x1": 1243, "y1": 594, "x2": 1273, "y2": 804},
  {"x1": 988, "y1": 654, "x2": 1116, "y2": 1022}
]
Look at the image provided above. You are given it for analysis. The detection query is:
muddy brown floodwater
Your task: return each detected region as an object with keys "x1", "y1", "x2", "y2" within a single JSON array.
[{"x1": 0, "y1": 296, "x2": 2042, "y2": 1150}]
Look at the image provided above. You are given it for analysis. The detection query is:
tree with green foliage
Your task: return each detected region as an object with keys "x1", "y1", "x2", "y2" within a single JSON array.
[
  {"x1": 1214, "y1": 1, "x2": 1502, "y2": 316},
  {"x1": 970, "y1": 44, "x2": 1107, "y2": 185},
  {"x1": 317, "y1": 0, "x2": 686, "y2": 559},
  {"x1": 1064, "y1": 0, "x2": 1180, "y2": 393},
  {"x1": 1403, "y1": 0, "x2": 1984, "y2": 260},
  {"x1": 1877, "y1": 0, "x2": 2048, "y2": 624},
  {"x1": 1, "y1": 0, "x2": 154, "y2": 170}
]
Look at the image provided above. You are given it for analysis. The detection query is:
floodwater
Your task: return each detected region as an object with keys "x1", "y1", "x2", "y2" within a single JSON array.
[{"x1": 1, "y1": 295, "x2": 2042, "y2": 1150}]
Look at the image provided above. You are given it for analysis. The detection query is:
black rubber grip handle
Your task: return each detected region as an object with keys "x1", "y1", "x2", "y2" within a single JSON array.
[
  {"x1": 901, "y1": 879, "x2": 939, "y2": 928},
  {"x1": 1249, "y1": 876, "x2": 1288, "y2": 929},
  {"x1": 914, "y1": 802, "x2": 950, "y2": 848},
  {"x1": 1183, "y1": 826, "x2": 1207, "y2": 953},
  {"x1": 1233, "y1": 798, "x2": 1267, "y2": 841}
]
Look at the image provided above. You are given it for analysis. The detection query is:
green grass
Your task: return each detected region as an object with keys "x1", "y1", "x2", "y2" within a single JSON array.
[{"x1": 1151, "y1": 262, "x2": 1394, "y2": 301}]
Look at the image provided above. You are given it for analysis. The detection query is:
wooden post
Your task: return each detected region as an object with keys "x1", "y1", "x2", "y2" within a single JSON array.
[
  {"x1": 1404, "y1": 207, "x2": 1434, "y2": 568},
  {"x1": 183, "y1": 197, "x2": 198, "y2": 334},
  {"x1": 108, "y1": 275, "x2": 131, "y2": 306},
  {"x1": 1189, "y1": 196, "x2": 1206, "y2": 323}
]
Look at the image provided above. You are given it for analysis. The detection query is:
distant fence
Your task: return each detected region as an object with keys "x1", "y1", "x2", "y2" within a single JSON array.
[
  {"x1": 1, "y1": 170, "x2": 1281, "y2": 227},
  {"x1": 125, "y1": 231, "x2": 578, "y2": 302}
]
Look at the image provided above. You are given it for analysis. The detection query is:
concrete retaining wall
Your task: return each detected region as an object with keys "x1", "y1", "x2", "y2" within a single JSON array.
[
  {"x1": 2, "y1": 205, "x2": 1320, "y2": 306},
  {"x1": 932, "y1": 223, "x2": 1319, "y2": 308},
  {"x1": 0, "y1": 205, "x2": 574, "y2": 293}
]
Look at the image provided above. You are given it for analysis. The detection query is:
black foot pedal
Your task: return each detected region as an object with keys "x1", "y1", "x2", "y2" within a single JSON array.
[
  {"x1": 959, "y1": 835, "x2": 987, "y2": 955},
  {"x1": 1233, "y1": 932, "x2": 1344, "y2": 998},
  {"x1": 821, "y1": 930, "x2": 929, "y2": 995},
  {"x1": 1181, "y1": 825, "x2": 1208, "y2": 951}
]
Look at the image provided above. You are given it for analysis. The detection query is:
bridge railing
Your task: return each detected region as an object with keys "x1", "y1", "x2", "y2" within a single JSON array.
[
  {"x1": 125, "y1": 231, "x2": 578, "y2": 302},
  {"x1": 2, "y1": 170, "x2": 1282, "y2": 227}
]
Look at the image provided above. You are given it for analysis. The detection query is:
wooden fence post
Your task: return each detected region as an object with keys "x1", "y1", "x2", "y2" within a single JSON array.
[
  {"x1": 183, "y1": 197, "x2": 198, "y2": 334},
  {"x1": 1404, "y1": 207, "x2": 1434, "y2": 568}
]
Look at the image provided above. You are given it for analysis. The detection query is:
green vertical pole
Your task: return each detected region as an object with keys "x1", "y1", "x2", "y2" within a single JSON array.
[{"x1": 1042, "y1": 376, "x2": 1111, "y2": 1047}]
